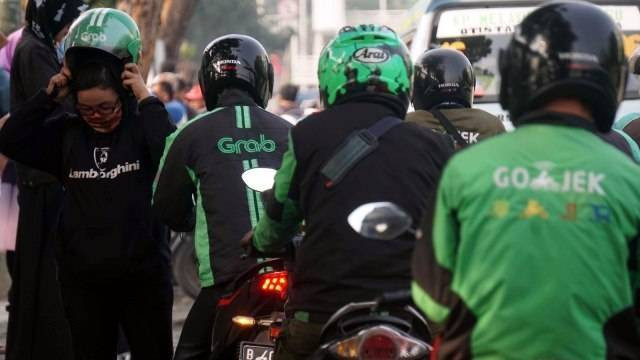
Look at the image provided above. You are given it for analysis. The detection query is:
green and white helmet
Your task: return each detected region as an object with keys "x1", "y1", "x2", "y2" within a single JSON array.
[
  {"x1": 317, "y1": 24, "x2": 412, "y2": 108},
  {"x1": 63, "y1": 8, "x2": 141, "y2": 70}
]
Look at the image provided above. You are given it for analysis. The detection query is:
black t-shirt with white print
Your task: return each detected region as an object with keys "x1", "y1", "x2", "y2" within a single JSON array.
[{"x1": 0, "y1": 90, "x2": 175, "y2": 283}]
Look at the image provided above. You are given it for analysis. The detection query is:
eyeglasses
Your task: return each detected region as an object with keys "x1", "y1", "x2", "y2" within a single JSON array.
[{"x1": 76, "y1": 100, "x2": 121, "y2": 116}]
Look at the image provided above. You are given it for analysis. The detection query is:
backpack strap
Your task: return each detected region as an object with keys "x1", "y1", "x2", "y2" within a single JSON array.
[
  {"x1": 430, "y1": 109, "x2": 468, "y2": 147},
  {"x1": 321, "y1": 116, "x2": 403, "y2": 188}
]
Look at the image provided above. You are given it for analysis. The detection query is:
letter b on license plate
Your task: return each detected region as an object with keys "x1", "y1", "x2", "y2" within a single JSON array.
[{"x1": 240, "y1": 342, "x2": 274, "y2": 360}]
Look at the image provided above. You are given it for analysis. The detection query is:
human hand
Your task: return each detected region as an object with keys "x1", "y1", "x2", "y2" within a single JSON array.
[
  {"x1": 121, "y1": 63, "x2": 151, "y2": 102},
  {"x1": 240, "y1": 230, "x2": 254, "y2": 252},
  {"x1": 46, "y1": 66, "x2": 72, "y2": 103}
]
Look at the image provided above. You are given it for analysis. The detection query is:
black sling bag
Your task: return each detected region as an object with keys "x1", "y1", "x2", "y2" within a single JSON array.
[
  {"x1": 430, "y1": 109, "x2": 468, "y2": 148},
  {"x1": 320, "y1": 116, "x2": 402, "y2": 188}
]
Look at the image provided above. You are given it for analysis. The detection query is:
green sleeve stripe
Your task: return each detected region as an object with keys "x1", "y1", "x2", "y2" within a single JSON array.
[
  {"x1": 256, "y1": 193, "x2": 265, "y2": 221},
  {"x1": 412, "y1": 281, "x2": 451, "y2": 323},
  {"x1": 243, "y1": 106, "x2": 252, "y2": 128},
  {"x1": 243, "y1": 159, "x2": 260, "y2": 227},
  {"x1": 153, "y1": 107, "x2": 225, "y2": 197},
  {"x1": 256, "y1": 189, "x2": 265, "y2": 221},
  {"x1": 274, "y1": 133, "x2": 297, "y2": 202},
  {"x1": 186, "y1": 165, "x2": 196, "y2": 183},
  {"x1": 235, "y1": 106, "x2": 244, "y2": 128},
  {"x1": 153, "y1": 108, "x2": 223, "y2": 284},
  {"x1": 250, "y1": 159, "x2": 264, "y2": 221},
  {"x1": 187, "y1": 167, "x2": 214, "y2": 287}
]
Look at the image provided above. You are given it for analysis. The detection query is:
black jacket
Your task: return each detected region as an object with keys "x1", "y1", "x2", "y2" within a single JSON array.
[
  {"x1": 10, "y1": 28, "x2": 68, "y2": 186},
  {"x1": 153, "y1": 89, "x2": 291, "y2": 287},
  {"x1": 0, "y1": 90, "x2": 174, "y2": 283},
  {"x1": 10, "y1": 29, "x2": 60, "y2": 111},
  {"x1": 252, "y1": 96, "x2": 454, "y2": 317}
]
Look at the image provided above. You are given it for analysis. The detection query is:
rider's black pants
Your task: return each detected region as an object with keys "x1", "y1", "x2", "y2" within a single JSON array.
[
  {"x1": 274, "y1": 318, "x2": 324, "y2": 360},
  {"x1": 174, "y1": 283, "x2": 228, "y2": 360},
  {"x1": 60, "y1": 264, "x2": 173, "y2": 360}
]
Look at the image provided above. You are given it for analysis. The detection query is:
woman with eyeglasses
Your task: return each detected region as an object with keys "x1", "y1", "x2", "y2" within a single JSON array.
[{"x1": 0, "y1": 9, "x2": 175, "y2": 360}]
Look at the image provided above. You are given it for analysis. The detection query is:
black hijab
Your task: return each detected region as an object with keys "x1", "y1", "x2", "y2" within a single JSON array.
[{"x1": 25, "y1": 0, "x2": 88, "y2": 48}]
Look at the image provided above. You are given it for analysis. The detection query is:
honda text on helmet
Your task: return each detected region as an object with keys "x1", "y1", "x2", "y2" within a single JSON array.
[
  {"x1": 199, "y1": 34, "x2": 273, "y2": 110},
  {"x1": 412, "y1": 48, "x2": 475, "y2": 110}
]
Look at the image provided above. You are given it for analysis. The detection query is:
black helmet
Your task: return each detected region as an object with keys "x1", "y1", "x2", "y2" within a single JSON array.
[
  {"x1": 412, "y1": 48, "x2": 475, "y2": 110},
  {"x1": 499, "y1": 1, "x2": 627, "y2": 132},
  {"x1": 199, "y1": 34, "x2": 274, "y2": 109}
]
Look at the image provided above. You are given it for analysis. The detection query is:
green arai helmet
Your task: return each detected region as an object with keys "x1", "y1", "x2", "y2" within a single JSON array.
[
  {"x1": 317, "y1": 24, "x2": 413, "y2": 109},
  {"x1": 63, "y1": 8, "x2": 142, "y2": 70}
]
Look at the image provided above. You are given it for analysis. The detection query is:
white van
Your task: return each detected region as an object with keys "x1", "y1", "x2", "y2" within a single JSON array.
[{"x1": 399, "y1": 0, "x2": 640, "y2": 129}]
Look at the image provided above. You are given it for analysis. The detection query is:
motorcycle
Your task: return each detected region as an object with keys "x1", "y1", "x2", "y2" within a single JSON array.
[
  {"x1": 310, "y1": 202, "x2": 432, "y2": 360},
  {"x1": 210, "y1": 257, "x2": 289, "y2": 359},
  {"x1": 210, "y1": 168, "x2": 290, "y2": 360}
]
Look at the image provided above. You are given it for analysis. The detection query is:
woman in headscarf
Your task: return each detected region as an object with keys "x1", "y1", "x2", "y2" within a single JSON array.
[
  {"x1": 11, "y1": 0, "x2": 88, "y2": 107},
  {"x1": 6, "y1": 1, "x2": 86, "y2": 359}
]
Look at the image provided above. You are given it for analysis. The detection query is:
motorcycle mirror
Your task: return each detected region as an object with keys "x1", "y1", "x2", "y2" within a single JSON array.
[
  {"x1": 347, "y1": 202, "x2": 412, "y2": 240},
  {"x1": 241, "y1": 168, "x2": 277, "y2": 193}
]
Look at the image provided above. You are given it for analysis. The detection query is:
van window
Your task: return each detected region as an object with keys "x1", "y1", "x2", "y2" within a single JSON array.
[{"x1": 429, "y1": 5, "x2": 640, "y2": 103}]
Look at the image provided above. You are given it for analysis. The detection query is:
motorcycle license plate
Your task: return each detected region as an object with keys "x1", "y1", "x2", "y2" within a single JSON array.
[{"x1": 239, "y1": 342, "x2": 275, "y2": 360}]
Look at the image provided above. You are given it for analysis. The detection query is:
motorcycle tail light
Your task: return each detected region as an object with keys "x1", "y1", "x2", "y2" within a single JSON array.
[
  {"x1": 360, "y1": 333, "x2": 396, "y2": 360},
  {"x1": 328, "y1": 325, "x2": 430, "y2": 360},
  {"x1": 257, "y1": 271, "x2": 288, "y2": 299},
  {"x1": 269, "y1": 325, "x2": 281, "y2": 340},
  {"x1": 217, "y1": 297, "x2": 230, "y2": 307}
]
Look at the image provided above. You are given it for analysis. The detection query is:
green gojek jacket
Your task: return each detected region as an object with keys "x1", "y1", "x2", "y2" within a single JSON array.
[{"x1": 412, "y1": 112, "x2": 640, "y2": 359}]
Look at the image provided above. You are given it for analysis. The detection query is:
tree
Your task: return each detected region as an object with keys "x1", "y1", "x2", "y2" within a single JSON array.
[
  {"x1": 0, "y1": 0, "x2": 22, "y2": 34},
  {"x1": 185, "y1": 0, "x2": 292, "y2": 60},
  {"x1": 86, "y1": 0, "x2": 196, "y2": 75},
  {"x1": 116, "y1": 0, "x2": 163, "y2": 77},
  {"x1": 158, "y1": 0, "x2": 199, "y2": 71},
  {"x1": 86, "y1": 0, "x2": 291, "y2": 79},
  {"x1": 462, "y1": 36, "x2": 492, "y2": 65},
  {"x1": 86, "y1": 0, "x2": 116, "y2": 7}
]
